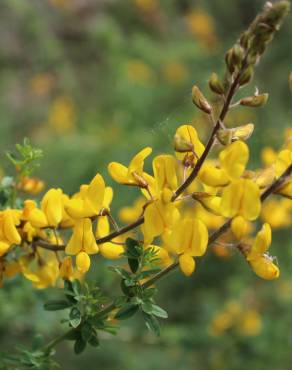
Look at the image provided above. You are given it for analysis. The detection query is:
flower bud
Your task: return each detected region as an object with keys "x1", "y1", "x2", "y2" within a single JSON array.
[
  {"x1": 238, "y1": 66, "x2": 254, "y2": 86},
  {"x1": 240, "y1": 93, "x2": 269, "y2": 107},
  {"x1": 179, "y1": 253, "x2": 195, "y2": 276},
  {"x1": 76, "y1": 251, "x2": 90, "y2": 274},
  {"x1": 232, "y1": 123, "x2": 254, "y2": 141},
  {"x1": 216, "y1": 129, "x2": 233, "y2": 146},
  {"x1": 192, "y1": 85, "x2": 212, "y2": 114},
  {"x1": 209, "y1": 73, "x2": 224, "y2": 95},
  {"x1": 225, "y1": 48, "x2": 235, "y2": 74}
]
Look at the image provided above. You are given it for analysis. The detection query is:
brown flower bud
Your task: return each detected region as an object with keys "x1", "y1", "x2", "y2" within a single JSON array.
[
  {"x1": 209, "y1": 73, "x2": 225, "y2": 95},
  {"x1": 225, "y1": 48, "x2": 235, "y2": 74},
  {"x1": 240, "y1": 93, "x2": 269, "y2": 107},
  {"x1": 191, "y1": 85, "x2": 212, "y2": 114},
  {"x1": 238, "y1": 66, "x2": 254, "y2": 86}
]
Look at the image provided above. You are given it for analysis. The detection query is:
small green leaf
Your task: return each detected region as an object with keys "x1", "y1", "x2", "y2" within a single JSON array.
[
  {"x1": 120, "y1": 280, "x2": 135, "y2": 297},
  {"x1": 141, "y1": 302, "x2": 154, "y2": 315},
  {"x1": 44, "y1": 300, "x2": 72, "y2": 311},
  {"x1": 81, "y1": 323, "x2": 93, "y2": 342},
  {"x1": 69, "y1": 307, "x2": 82, "y2": 328},
  {"x1": 115, "y1": 304, "x2": 139, "y2": 320},
  {"x1": 150, "y1": 304, "x2": 168, "y2": 319},
  {"x1": 88, "y1": 334, "x2": 99, "y2": 347},
  {"x1": 126, "y1": 238, "x2": 142, "y2": 258},
  {"x1": 142, "y1": 312, "x2": 160, "y2": 337},
  {"x1": 138, "y1": 268, "x2": 161, "y2": 279},
  {"x1": 64, "y1": 330, "x2": 80, "y2": 341},
  {"x1": 128, "y1": 257, "x2": 139, "y2": 273},
  {"x1": 74, "y1": 338, "x2": 87, "y2": 355}
]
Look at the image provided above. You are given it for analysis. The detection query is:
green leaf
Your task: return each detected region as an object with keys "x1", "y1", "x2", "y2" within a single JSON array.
[
  {"x1": 69, "y1": 307, "x2": 82, "y2": 328},
  {"x1": 150, "y1": 304, "x2": 168, "y2": 319},
  {"x1": 108, "y1": 266, "x2": 132, "y2": 280},
  {"x1": 115, "y1": 304, "x2": 139, "y2": 320},
  {"x1": 88, "y1": 334, "x2": 99, "y2": 347},
  {"x1": 44, "y1": 300, "x2": 72, "y2": 311},
  {"x1": 120, "y1": 280, "x2": 135, "y2": 297},
  {"x1": 141, "y1": 302, "x2": 154, "y2": 315},
  {"x1": 74, "y1": 338, "x2": 87, "y2": 355},
  {"x1": 81, "y1": 323, "x2": 93, "y2": 342},
  {"x1": 128, "y1": 257, "x2": 139, "y2": 273},
  {"x1": 126, "y1": 238, "x2": 142, "y2": 258},
  {"x1": 138, "y1": 268, "x2": 161, "y2": 279},
  {"x1": 142, "y1": 312, "x2": 160, "y2": 337},
  {"x1": 64, "y1": 330, "x2": 80, "y2": 341}
]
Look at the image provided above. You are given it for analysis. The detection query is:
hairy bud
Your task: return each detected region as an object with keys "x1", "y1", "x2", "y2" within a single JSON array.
[
  {"x1": 238, "y1": 66, "x2": 254, "y2": 86},
  {"x1": 191, "y1": 85, "x2": 212, "y2": 114},
  {"x1": 209, "y1": 73, "x2": 225, "y2": 95},
  {"x1": 240, "y1": 93, "x2": 269, "y2": 107}
]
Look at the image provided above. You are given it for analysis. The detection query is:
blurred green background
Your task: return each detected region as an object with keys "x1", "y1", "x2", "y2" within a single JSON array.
[{"x1": 0, "y1": 0, "x2": 292, "y2": 369}]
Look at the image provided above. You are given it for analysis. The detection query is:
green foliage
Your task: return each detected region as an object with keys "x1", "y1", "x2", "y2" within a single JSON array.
[{"x1": 6, "y1": 138, "x2": 43, "y2": 178}]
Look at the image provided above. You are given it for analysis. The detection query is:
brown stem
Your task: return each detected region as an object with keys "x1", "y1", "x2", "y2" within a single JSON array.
[{"x1": 171, "y1": 61, "x2": 247, "y2": 201}]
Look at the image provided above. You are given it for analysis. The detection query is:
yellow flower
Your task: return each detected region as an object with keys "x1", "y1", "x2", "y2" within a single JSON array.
[
  {"x1": 108, "y1": 147, "x2": 152, "y2": 188},
  {"x1": 163, "y1": 62, "x2": 189, "y2": 85},
  {"x1": 18, "y1": 176, "x2": 44, "y2": 194},
  {"x1": 220, "y1": 179, "x2": 261, "y2": 220},
  {"x1": 119, "y1": 197, "x2": 146, "y2": 223},
  {"x1": 261, "y1": 147, "x2": 277, "y2": 167},
  {"x1": 246, "y1": 223, "x2": 279, "y2": 280},
  {"x1": 65, "y1": 174, "x2": 105, "y2": 219},
  {"x1": 0, "y1": 210, "x2": 21, "y2": 246},
  {"x1": 261, "y1": 199, "x2": 292, "y2": 228},
  {"x1": 59, "y1": 256, "x2": 74, "y2": 279},
  {"x1": 238, "y1": 309, "x2": 262, "y2": 336},
  {"x1": 126, "y1": 59, "x2": 155, "y2": 84},
  {"x1": 199, "y1": 165, "x2": 229, "y2": 187},
  {"x1": 48, "y1": 95, "x2": 75, "y2": 134},
  {"x1": 179, "y1": 253, "x2": 196, "y2": 276},
  {"x1": 174, "y1": 124, "x2": 205, "y2": 160},
  {"x1": 168, "y1": 217, "x2": 208, "y2": 256},
  {"x1": 143, "y1": 189, "x2": 180, "y2": 243},
  {"x1": 199, "y1": 141, "x2": 249, "y2": 188},
  {"x1": 41, "y1": 188, "x2": 63, "y2": 227},
  {"x1": 275, "y1": 149, "x2": 292, "y2": 177},
  {"x1": 247, "y1": 223, "x2": 271, "y2": 261},
  {"x1": 76, "y1": 251, "x2": 91, "y2": 274},
  {"x1": 249, "y1": 255, "x2": 279, "y2": 280},
  {"x1": 66, "y1": 218, "x2": 98, "y2": 256},
  {"x1": 153, "y1": 154, "x2": 178, "y2": 192},
  {"x1": 96, "y1": 217, "x2": 124, "y2": 259},
  {"x1": 0, "y1": 241, "x2": 10, "y2": 257},
  {"x1": 22, "y1": 200, "x2": 48, "y2": 228},
  {"x1": 219, "y1": 140, "x2": 249, "y2": 180},
  {"x1": 20, "y1": 254, "x2": 59, "y2": 289},
  {"x1": 185, "y1": 9, "x2": 218, "y2": 50},
  {"x1": 231, "y1": 216, "x2": 251, "y2": 240}
]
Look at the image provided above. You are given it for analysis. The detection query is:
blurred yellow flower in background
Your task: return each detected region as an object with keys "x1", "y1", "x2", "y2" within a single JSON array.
[
  {"x1": 126, "y1": 59, "x2": 155, "y2": 85},
  {"x1": 163, "y1": 62, "x2": 189, "y2": 85},
  {"x1": 209, "y1": 300, "x2": 262, "y2": 337},
  {"x1": 185, "y1": 9, "x2": 218, "y2": 50},
  {"x1": 29, "y1": 73, "x2": 55, "y2": 97},
  {"x1": 48, "y1": 95, "x2": 76, "y2": 134},
  {"x1": 133, "y1": 0, "x2": 157, "y2": 13}
]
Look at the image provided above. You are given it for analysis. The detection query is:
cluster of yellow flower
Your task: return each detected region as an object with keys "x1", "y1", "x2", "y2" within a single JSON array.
[
  {"x1": 209, "y1": 299, "x2": 262, "y2": 337},
  {"x1": 0, "y1": 122, "x2": 291, "y2": 288}
]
